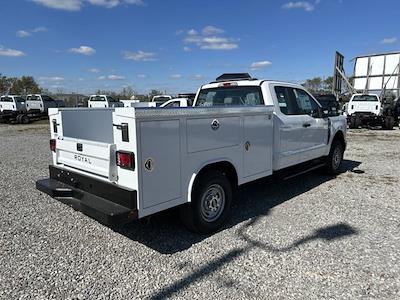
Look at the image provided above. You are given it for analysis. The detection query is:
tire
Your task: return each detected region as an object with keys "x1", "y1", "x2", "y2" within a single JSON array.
[
  {"x1": 325, "y1": 140, "x2": 344, "y2": 175},
  {"x1": 20, "y1": 115, "x2": 30, "y2": 124},
  {"x1": 349, "y1": 116, "x2": 357, "y2": 129},
  {"x1": 383, "y1": 116, "x2": 394, "y2": 130},
  {"x1": 180, "y1": 170, "x2": 232, "y2": 234}
]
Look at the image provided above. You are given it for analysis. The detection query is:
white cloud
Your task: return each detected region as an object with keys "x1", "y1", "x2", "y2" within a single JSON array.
[
  {"x1": 39, "y1": 76, "x2": 65, "y2": 81},
  {"x1": 183, "y1": 26, "x2": 238, "y2": 51},
  {"x1": 282, "y1": 1, "x2": 315, "y2": 12},
  {"x1": 137, "y1": 74, "x2": 147, "y2": 78},
  {"x1": 98, "y1": 74, "x2": 125, "y2": 80},
  {"x1": 32, "y1": 26, "x2": 48, "y2": 32},
  {"x1": 250, "y1": 60, "x2": 272, "y2": 70},
  {"x1": 69, "y1": 45, "x2": 96, "y2": 56},
  {"x1": 16, "y1": 30, "x2": 31, "y2": 38},
  {"x1": 32, "y1": 0, "x2": 145, "y2": 11},
  {"x1": 381, "y1": 37, "x2": 397, "y2": 44},
  {"x1": 108, "y1": 74, "x2": 125, "y2": 80},
  {"x1": 88, "y1": 68, "x2": 100, "y2": 73},
  {"x1": 122, "y1": 50, "x2": 156, "y2": 61},
  {"x1": 32, "y1": 0, "x2": 82, "y2": 11},
  {"x1": 170, "y1": 74, "x2": 182, "y2": 79},
  {"x1": 0, "y1": 46, "x2": 25, "y2": 57},
  {"x1": 183, "y1": 46, "x2": 192, "y2": 52},
  {"x1": 190, "y1": 74, "x2": 204, "y2": 80},
  {"x1": 202, "y1": 26, "x2": 224, "y2": 35},
  {"x1": 16, "y1": 26, "x2": 48, "y2": 38}
]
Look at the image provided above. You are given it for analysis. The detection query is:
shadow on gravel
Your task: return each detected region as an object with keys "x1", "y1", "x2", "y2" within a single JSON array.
[
  {"x1": 114, "y1": 159, "x2": 362, "y2": 255},
  {"x1": 150, "y1": 222, "x2": 359, "y2": 300}
]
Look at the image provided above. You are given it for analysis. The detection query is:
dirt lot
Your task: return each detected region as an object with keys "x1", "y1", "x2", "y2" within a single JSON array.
[{"x1": 0, "y1": 123, "x2": 399, "y2": 299}]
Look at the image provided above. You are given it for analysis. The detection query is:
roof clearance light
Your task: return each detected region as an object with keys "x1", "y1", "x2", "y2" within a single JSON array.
[{"x1": 218, "y1": 82, "x2": 238, "y2": 87}]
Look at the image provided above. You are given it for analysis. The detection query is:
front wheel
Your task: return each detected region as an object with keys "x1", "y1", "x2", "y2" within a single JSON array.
[
  {"x1": 180, "y1": 170, "x2": 232, "y2": 234},
  {"x1": 325, "y1": 140, "x2": 344, "y2": 175}
]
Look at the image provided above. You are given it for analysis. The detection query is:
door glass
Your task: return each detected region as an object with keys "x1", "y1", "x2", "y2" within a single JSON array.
[{"x1": 293, "y1": 89, "x2": 320, "y2": 118}]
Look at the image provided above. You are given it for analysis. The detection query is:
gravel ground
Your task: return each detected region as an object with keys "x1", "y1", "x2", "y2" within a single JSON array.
[{"x1": 0, "y1": 123, "x2": 399, "y2": 299}]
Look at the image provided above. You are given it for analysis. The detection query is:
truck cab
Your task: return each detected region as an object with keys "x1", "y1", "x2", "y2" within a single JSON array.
[
  {"x1": 151, "y1": 95, "x2": 172, "y2": 106},
  {"x1": 88, "y1": 95, "x2": 124, "y2": 108},
  {"x1": 26, "y1": 94, "x2": 65, "y2": 114},
  {"x1": 160, "y1": 98, "x2": 191, "y2": 108},
  {"x1": 0, "y1": 95, "x2": 26, "y2": 113}
]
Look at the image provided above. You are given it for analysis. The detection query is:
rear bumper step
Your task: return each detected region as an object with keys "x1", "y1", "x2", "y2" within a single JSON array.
[{"x1": 36, "y1": 165, "x2": 138, "y2": 225}]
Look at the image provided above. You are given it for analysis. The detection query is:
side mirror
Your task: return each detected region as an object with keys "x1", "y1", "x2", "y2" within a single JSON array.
[{"x1": 322, "y1": 109, "x2": 330, "y2": 118}]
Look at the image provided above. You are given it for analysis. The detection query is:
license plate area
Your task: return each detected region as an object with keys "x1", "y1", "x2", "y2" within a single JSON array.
[{"x1": 56, "y1": 138, "x2": 117, "y2": 181}]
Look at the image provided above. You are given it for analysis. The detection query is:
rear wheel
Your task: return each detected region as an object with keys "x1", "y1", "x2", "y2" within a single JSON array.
[
  {"x1": 325, "y1": 140, "x2": 344, "y2": 175},
  {"x1": 349, "y1": 116, "x2": 357, "y2": 129},
  {"x1": 383, "y1": 116, "x2": 394, "y2": 130},
  {"x1": 180, "y1": 170, "x2": 232, "y2": 234},
  {"x1": 20, "y1": 115, "x2": 30, "y2": 124}
]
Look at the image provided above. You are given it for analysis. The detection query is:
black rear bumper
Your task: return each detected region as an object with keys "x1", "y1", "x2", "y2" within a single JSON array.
[{"x1": 36, "y1": 165, "x2": 138, "y2": 225}]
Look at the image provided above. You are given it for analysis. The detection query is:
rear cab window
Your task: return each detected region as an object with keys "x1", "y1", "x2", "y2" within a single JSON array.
[
  {"x1": 27, "y1": 95, "x2": 40, "y2": 101},
  {"x1": 90, "y1": 96, "x2": 106, "y2": 101},
  {"x1": 195, "y1": 86, "x2": 263, "y2": 107},
  {"x1": 352, "y1": 95, "x2": 379, "y2": 102},
  {"x1": 0, "y1": 96, "x2": 14, "y2": 102}
]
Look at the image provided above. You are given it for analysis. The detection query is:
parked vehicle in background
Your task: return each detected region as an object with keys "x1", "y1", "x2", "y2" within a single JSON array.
[
  {"x1": 151, "y1": 95, "x2": 172, "y2": 106},
  {"x1": 160, "y1": 98, "x2": 191, "y2": 108},
  {"x1": 36, "y1": 73, "x2": 347, "y2": 234},
  {"x1": 88, "y1": 95, "x2": 124, "y2": 108},
  {"x1": 120, "y1": 99, "x2": 140, "y2": 107},
  {"x1": 314, "y1": 93, "x2": 341, "y2": 116},
  {"x1": 0, "y1": 95, "x2": 27, "y2": 113},
  {"x1": 26, "y1": 94, "x2": 65, "y2": 114},
  {"x1": 347, "y1": 93, "x2": 395, "y2": 129}
]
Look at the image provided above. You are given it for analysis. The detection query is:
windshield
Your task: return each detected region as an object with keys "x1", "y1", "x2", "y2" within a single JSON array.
[
  {"x1": 42, "y1": 95, "x2": 54, "y2": 101},
  {"x1": 153, "y1": 96, "x2": 171, "y2": 103},
  {"x1": 352, "y1": 95, "x2": 379, "y2": 102},
  {"x1": 0, "y1": 97, "x2": 13, "y2": 102},
  {"x1": 107, "y1": 96, "x2": 118, "y2": 102},
  {"x1": 195, "y1": 86, "x2": 263, "y2": 107}
]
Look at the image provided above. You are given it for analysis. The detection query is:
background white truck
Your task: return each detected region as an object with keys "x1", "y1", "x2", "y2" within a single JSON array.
[
  {"x1": 36, "y1": 74, "x2": 347, "y2": 233},
  {"x1": 26, "y1": 94, "x2": 65, "y2": 114},
  {"x1": 0, "y1": 95, "x2": 27, "y2": 113},
  {"x1": 347, "y1": 93, "x2": 395, "y2": 129},
  {"x1": 88, "y1": 95, "x2": 124, "y2": 108}
]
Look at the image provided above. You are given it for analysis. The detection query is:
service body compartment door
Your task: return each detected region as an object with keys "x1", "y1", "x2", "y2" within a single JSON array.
[
  {"x1": 186, "y1": 116, "x2": 240, "y2": 153},
  {"x1": 243, "y1": 114, "x2": 273, "y2": 177},
  {"x1": 139, "y1": 119, "x2": 181, "y2": 209}
]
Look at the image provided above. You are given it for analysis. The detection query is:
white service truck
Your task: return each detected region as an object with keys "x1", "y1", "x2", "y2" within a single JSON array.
[
  {"x1": 347, "y1": 93, "x2": 396, "y2": 129},
  {"x1": 26, "y1": 94, "x2": 65, "y2": 114},
  {"x1": 0, "y1": 95, "x2": 30, "y2": 124},
  {"x1": 0, "y1": 95, "x2": 27, "y2": 113},
  {"x1": 88, "y1": 95, "x2": 124, "y2": 108},
  {"x1": 36, "y1": 74, "x2": 347, "y2": 233}
]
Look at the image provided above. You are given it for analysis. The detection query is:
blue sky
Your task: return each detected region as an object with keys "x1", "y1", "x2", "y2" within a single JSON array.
[{"x1": 0, "y1": 0, "x2": 399, "y2": 94}]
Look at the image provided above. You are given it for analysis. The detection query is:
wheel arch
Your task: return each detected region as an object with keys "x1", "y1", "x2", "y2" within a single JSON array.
[
  {"x1": 332, "y1": 130, "x2": 346, "y2": 151},
  {"x1": 187, "y1": 160, "x2": 238, "y2": 203}
]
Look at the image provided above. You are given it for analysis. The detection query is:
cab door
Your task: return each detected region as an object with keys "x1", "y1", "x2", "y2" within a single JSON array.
[{"x1": 272, "y1": 85, "x2": 328, "y2": 170}]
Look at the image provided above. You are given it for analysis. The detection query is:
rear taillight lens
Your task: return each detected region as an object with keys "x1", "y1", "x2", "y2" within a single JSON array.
[
  {"x1": 116, "y1": 151, "x2": 135, "y2": 170},
  {"x1": 50, "y1": 139, "x2": 56, "y2": 152}
]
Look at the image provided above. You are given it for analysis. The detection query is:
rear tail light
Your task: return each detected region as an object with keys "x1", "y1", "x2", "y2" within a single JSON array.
[
  {"x1": 376, "y1": 105, "x2": 378, "y2": 110},
  {"x1": 351, "y1": 105, "x2": 354, "y2": 109},
  {"x1": 50, "y1": 139, "x2": 56, "y2": 152},
  {"x1": 116, "y1": 151, "x2": 135, "y2": 170}
]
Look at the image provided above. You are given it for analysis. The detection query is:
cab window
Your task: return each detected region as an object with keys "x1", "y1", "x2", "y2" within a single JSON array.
[
  {"x1": 0, "y1": 97, "x2": 13, "y2": 102},
  {"x1": 293, "y1": 88, "x2": 320, "y2": 118},
  {"x1": 195, "y1": 86, "x2": 263, "y2": 107},
  {"x1": 91, "y1": 96, "x2": 106, "y2": 101}
]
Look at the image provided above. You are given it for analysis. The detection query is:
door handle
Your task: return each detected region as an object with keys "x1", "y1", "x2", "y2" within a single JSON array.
[{"x1": 302, "y1": 123, "x2": 311, "y2": 128}]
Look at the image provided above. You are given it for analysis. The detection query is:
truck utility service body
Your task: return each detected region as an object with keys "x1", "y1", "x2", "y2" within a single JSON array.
[{"x1": 37, "y1": 76, "x2": 347, "y2": 233}]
